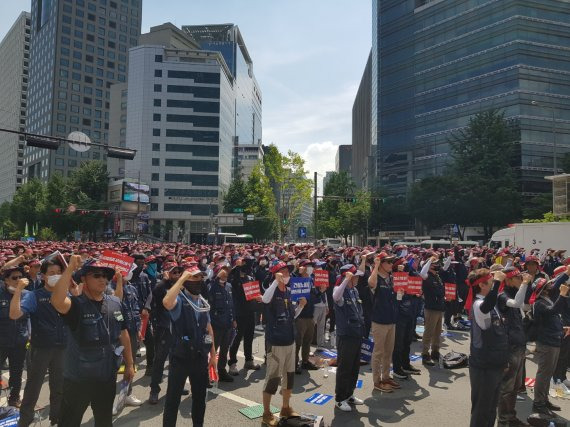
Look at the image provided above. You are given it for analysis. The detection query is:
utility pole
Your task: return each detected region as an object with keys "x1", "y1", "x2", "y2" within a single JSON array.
[
  {"x1": 136, "y1": 170, "x2": 140, "y2": 242},
  {"x1": 313, "y1": 171, "x2": 318, "y2": 245}
]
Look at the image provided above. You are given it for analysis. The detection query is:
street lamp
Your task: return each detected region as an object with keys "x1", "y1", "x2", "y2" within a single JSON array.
[{"x1": 531, "y1": 101, "x2": 557, "y2": 174}]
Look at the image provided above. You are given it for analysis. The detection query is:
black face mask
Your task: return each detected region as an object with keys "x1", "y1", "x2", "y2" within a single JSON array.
[
  {"x1": 184, "y1": 281, "x2": 202, "y2": 295},
  {"x1": 432, "y1": 265, "x2": 441, "y2": 272}
]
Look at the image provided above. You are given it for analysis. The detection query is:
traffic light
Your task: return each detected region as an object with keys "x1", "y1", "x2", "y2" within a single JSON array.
[
  {"x1": 54, "y1": 208, "x2": 62, "y2": 213},
  {"x1": 26, "y1": 136, "x2": 61, "y2": 150},
  {"x1": 80, "y1": 210, "x2": 88, "y2": 215},
  {"x1": 107, "y1": 147, "x2": 136, "y2": 160}
]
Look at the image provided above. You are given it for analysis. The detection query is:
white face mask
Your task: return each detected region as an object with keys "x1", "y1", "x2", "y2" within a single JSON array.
[
  {"x1": 306, "y1": 267, "x2": 314, "y2": 276},
  {"x1": 47, "y1": 274, "x2": 61, "y2": 287},
  {"x1": 259, "y1": 260, "x2": 267, "y2": 267},
  {"x1": 201, "y1": 259, "x2": 207, "y2": 265},
  {"x1": 254, "y1": 252, "x2": 259, "y2": 257},
  {"x1": 7, "y1": 286, "x2": 16, "y2": 292},
  {"x1": 283, "y1": 276, "x2": 290, "y2": 285}
]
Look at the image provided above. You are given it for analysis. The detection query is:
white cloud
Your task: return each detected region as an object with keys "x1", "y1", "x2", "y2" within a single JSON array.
[{"x1": 301, "y1": 141, "x2": 339, "y2": 194}]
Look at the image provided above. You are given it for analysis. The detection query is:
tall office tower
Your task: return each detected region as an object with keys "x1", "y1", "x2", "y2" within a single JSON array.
[
  {"x1": 0, "y1": 12, "x2": 31, "y2": 202},
  {"x1": 372, "y1": 0, "x2": 570, "y2": 200},
  {"x1": 352, "y1": 52, "x2": 373, "y2": 190},
  {"x1": 24, "y1": 0, "x2": 142, "y2": 182},
  {"x1": 182, "y1": 24, "x2": 263, "y2": 169},
  {"x1": 335, "y1": 145, "x2": 352, "y2": 176}
]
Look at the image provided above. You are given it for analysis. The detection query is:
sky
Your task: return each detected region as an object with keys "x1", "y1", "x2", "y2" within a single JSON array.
[{"x1": 0, "y1": 0, "x2": 372, "y2": 188}]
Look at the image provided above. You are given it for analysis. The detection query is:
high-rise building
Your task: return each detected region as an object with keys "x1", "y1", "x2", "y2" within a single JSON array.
[
  {"x1": 335, "y1": 144, "x2": 352, "y2": 175},
  {"x1": 236, "y1": 144, "x2": 264, "y2": 179},
  {"x1": 23, "y1": 0, "x2": 142, "y2": 183},
  {"x1": 125, "y1": 23, "x2": 261, "y2": 241},
  {"x1": 0, "y1": 12, "x2": 31, "y2": 202},
  {"x1": 352, "y1": 51, "x2": 373, "y2": 190},
  {"x1": 372, "y1": 0, "x2": 570, "y2": 199}
]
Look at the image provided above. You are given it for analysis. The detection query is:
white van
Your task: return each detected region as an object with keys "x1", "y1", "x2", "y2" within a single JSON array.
[{"x1": 320, "y1": 238, "x2": 342, "y2": 249}]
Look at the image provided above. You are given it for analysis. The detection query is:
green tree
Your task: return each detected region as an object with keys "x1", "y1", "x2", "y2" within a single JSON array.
[
  {"x1": 44, "y1": 172, "x2": 75, "y2": 237},
  {"x1": 522, "y1": 192, "x2": 553, "y2": 220},
  {"x1": 10, "y1": 178, "x2": 46, "y2": 232},
  {"x1": 223, "y1": 175, "x2": 247, "y2": 214},
  {"x1": 243, "y1": 163, "x2": 277, "y2": 241},
  {"x1": 37, "y1": 227, "x2": 58, "y2": 241}
]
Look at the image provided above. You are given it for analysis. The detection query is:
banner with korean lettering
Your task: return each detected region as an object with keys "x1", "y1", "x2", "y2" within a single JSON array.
[
  {"x1": 243, "y1": 281, "x2": 261, "y2": 301},
  {"x1": 314, "y1": 269, "x2": 329, "y2": 288},
  {"x1": 290, "y1": 277, "x2": 312, "y2": 302},
  {"x1": 393, "y1": 272, "x2": 408, "y2": 293},
  {"x1": 360, "y1": 337, "x2": 374, "y2": 362},
  {"x1": 99, "y1": 250, "x2": 135, "y2": 277},
  {"x1": 406, "y1": 276, "x2": 423, "y2": 296},
  {"x1": 445, "y1": 283, "x2": 456, "y2": 301}
]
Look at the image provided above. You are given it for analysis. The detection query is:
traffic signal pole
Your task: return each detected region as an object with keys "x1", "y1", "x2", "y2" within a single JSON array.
[{"x1": 314, "y1": 171, "x2": 318, "y2": 245}]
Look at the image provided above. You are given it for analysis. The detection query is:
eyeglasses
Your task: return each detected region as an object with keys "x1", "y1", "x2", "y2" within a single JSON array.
[{"x1": 9, "y1": 276, "x2": 22, "y2": 280}]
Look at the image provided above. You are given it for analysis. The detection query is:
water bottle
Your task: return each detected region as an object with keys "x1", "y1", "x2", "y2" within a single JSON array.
[
  {"x1": 548, "y1": 422, "x2": 555, "y2": 427},
  {"x1": 322, "y1": 359, "x2": 329, "y2": 378},
  {"x1": 330, "y1": 331, "x2": 336, "y2": 349}
]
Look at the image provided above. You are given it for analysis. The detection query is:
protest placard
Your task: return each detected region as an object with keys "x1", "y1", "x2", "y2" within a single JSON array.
[
  {"x1": 314, "y1": 269, "x2": 329, "y2": 288},
  {"x1": 393, "y1": 272, "x2": 408, "y2": 293},
  {"x1": 289, "y1": 277, "x2": 312, "y2": 302},
  {"x1": 99, "y1": 250, "x2": 134, "y2": 277},
  {"x1": 243, "y1": 281, "x2": 261, "y2": 301},
  {"x1": 445, "y1": 283, "x2": 456, "y2": 301},
  {"x1": 360, "y1": 337, "x2": 374, "y2": 362},
  {"x1": 406, "y1": 276, "x2": 423, "y2": 296}
]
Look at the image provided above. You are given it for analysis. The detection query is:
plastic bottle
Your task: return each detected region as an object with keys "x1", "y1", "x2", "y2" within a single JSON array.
[
  {"x1": 322, "y1": 359, "x2": 329, "y2": 378},
  {"x1": 330, "y1": 331, "x2": 336, "y2": 348}
]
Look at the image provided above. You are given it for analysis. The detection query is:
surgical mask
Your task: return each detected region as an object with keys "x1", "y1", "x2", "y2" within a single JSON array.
[
  {"x1": 283, "y1": 276, "x2": 290, "y2": 285},
  {"x1": 354, "y1": 256, "x2": 360, "y2": 264},
  {"x1": 184, "y1": 281, "x2": 203, "y2": 296},
  {"x1": 47, "y1": 274, "x2": 61, "y2": 287},
  {"x1": 259, "y1": 260, "x2": 267, "y2": 267},
  {"x1": 254, "y1": 252, "x2": 259, "y2": 257},
  {"x1": 7, "y1": 286, "x2": 16, "y2": 292},
  {"x1": 201, "y1": 258, "x2": 208, "y2": 265},
  {"x1": 306, "y1": 267, "x2": 314, "y2": 276}
]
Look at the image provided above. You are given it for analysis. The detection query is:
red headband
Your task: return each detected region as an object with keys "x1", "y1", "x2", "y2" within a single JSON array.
[
  {"x1": 469, "y1": 274, "x2": 492, "y2": 288},
  {"x1": 465, "y1": 274, "x2": 493, "y2": 314},
  {"x1": 505, "y1": 269, "x2": 521, "y2": 279}
]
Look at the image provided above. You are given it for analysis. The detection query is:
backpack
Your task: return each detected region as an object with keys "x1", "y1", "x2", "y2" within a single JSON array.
[
  {"x1": 278, "y1": 415, "x2": 324, "y2": 427},
  {"x1": 523, "y1": 306, "x2": 538, "y2": 342},
  {"x1": 442, "y1": 351, "x2": 468, "y2": 369}
]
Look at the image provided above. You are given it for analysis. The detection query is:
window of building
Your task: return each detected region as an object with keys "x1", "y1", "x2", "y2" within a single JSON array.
[
  {"x1": 151, "y1": 173, "x2": 159, "y2": 181},
  {"x1": 152, "y1": 143, "x2": 160, "y2": 151},
  {"x1": 153, "y1": 99, "x2": 161, "y2": 107},
  {"x1": 155, "y1": 55, "x2": 162, "y2": 63},
  {"x1": 154, "y1": 69, "x2": 162, "y2": 77},
  {"x1": 152, "y1": 128, "x2": 160, "y2": 136},
  {"x1": 152, "y1": 158, "x2": 159, "y2": 166},
  {"x1": 154, "y1": 84, "x2": 161, "y2": 92},
  {"x1": 153, "y1": 114, "x2": 161, "y2": 121}
]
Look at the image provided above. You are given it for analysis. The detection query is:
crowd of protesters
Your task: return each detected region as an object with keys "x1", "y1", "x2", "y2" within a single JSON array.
[{"x1": 0, "y1": 240, "x2": 568, "y2": 426}]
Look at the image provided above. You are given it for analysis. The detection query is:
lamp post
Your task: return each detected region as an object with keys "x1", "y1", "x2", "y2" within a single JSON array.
[{"x1": 531, "y1": 101, "x2": 557, "y2": 175}]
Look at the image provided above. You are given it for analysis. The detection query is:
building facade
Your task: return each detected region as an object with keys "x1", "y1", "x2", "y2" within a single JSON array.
[
  {"x1": 0, "y1": 12, "x2": 31, "y2": 202},
  {"x1": 24, "y1": 0, "x2": 142, "y2": 182},
  {"x1": 335, "y1": 144, "x2": 352, "y2": 175},
  {"x1": 372, "y1": 0, "x2": 570, "y2": 199},
  {"x1": 352, "y1": 51, "x2": 373, "y2": 190},
  {"x1": 235, "y1": 144, "x2": 264, "y2": 179}
]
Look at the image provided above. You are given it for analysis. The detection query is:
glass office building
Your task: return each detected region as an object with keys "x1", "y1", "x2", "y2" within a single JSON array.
[
  {"x1": 372, "y1": 0, "x2": 570, "y2": 199},
  {"x1": 24, "y1": 0, "x2": 142, "y2": 182}
]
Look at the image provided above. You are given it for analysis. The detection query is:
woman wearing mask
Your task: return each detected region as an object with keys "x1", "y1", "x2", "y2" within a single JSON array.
[
  {"x1": 9, "y1": 258, "x2": 69, "y2": 426},
  {"x1": 531, "y1": 278, "x2": 569, "y2": 416},
  {"x1": 162, "y1": 267, "x2": 217, "y2": 427}
]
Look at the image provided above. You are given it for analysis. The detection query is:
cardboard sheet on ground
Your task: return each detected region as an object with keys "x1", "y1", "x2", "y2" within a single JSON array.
[{"x1": 238, "y1": 404, "x2": 279, "y2": 419}]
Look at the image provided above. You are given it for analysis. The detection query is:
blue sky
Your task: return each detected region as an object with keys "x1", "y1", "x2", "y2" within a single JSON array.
[{"x1": 0, "y1": 0, "x2": 371, "y2": 183}]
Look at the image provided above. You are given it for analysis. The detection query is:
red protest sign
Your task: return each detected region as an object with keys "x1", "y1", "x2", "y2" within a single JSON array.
[
  {"x1": 445, "y1": 283, "x2": 456, "y2": 301},
  {"x1": 393, "y1": 272, "x2": 408, "y2": 293},
  {"x1": 314, "y1": 270, "x2": 329, "y2": 288},
  {"x1": 99, "y1": 250, "x2": 134, "y2": 277},
  {"x1": 243, "y1": 281, "x2": 261, "y2": 301},
  {"x1": 406, "y1": 276, "x2": 423, "y2": 296}
]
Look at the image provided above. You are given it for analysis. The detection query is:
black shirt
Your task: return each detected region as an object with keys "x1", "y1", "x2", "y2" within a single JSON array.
[{"x1": 63, "y1": 296, "x2": 127, "y2": 331}]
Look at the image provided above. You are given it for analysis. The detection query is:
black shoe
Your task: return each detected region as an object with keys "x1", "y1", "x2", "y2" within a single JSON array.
[
  {"x1": 545, "y1": 401, "x2": 561, "y2": 411},
  {"x1": 414, "y1": 333, "x2": 422, "y2": 340},
  {"x1": 144, "y1": 369, "x2": 153, "y2": 377},
  {"x1": 302, "y1": 361, "x2": 319, "y2": 371},
  {"x1": 148, "y1": 392, "x2": 159, "y2": 405},
  {"x1": 402, "y1": 366, "x2": 421, "y2": 375},
  {"x1": 8, "y1": 397, "x2": 21, "y2": 408},
  {"x1": 218, "y1": 369, "x2": 234, "y2": 383},
  {"x1": 181, "y1": 388, "x2": 190, "y2": 396},
  {"x1": 532, "y1": 404, "x2": 555, "y2": 417},
  {"x1": 392, "y1": 370, "x2": 409, "y2": 380},
  {"x1": 295, "y1": 364, "x2": 302, "y2": 375},
  {"x1": 422, "y1": 355, "x2": 435, "y2": 366},
  {"x1": 431, "y1": 352, "x2": 440, "y2": 362}
]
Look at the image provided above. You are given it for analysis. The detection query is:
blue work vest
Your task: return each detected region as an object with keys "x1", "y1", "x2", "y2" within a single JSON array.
[
  {"x1": 265, "y1": 287, "x2": 295, "y2": 346},
  {"x1": 121, "y1": 283, "x2": 141, "y2": 335},
  {"x1": 64, "y1": 294, "x2": 123, "y2": 382},
  {"x1": 469, "y1": 302, "x2": 509, "y2": 369},
  {"x1": 334, "y1": 286, "x2": 365, "y2": 338},
  {"x1": 0, "y1": 287, "x2": 29, "y2": 348},
  {"x1": 370, "y1": 275, "x2": 398, "y2": 325},
  {"x1": 170, "y1": 293, "x2": 210, "y2": 360},
  {"x1": 30, "y1": 287, "x2": 68, "y2": 348},
  {"x1": 207, "y1": 280, "x2": 234, "y2": 329}
]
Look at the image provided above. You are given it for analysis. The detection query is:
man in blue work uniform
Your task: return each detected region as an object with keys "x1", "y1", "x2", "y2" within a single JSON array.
[
  {"x1": 10, "y1": 257, "x2": 68, "y2": 426},
  {"x1": 162, "y1": 266, "x2": 217, "y2": 427},
  {"x1": 50, "y1": 256, "x2": 135, "y2": 427},
  {"x1": 333, "y1": 265, "x2": 366, "y2": 412},
  {"x1": 207, "y1": 263, "x2": 236, "y2": 382},
  {"x1": 0, "y1": 266, "x2": 31, "y2": 408}
]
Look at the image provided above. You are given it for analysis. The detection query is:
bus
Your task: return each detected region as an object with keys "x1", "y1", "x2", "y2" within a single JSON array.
[
  {"x1": 206, "y1": 233, "x2": 254, "y2": 245},
  {"x1": 420, "y1": 240, "x2": 479, "y2": 250}
]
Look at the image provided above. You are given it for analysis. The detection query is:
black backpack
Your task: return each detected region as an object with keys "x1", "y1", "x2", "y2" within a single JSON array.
[
  {"x1": 442, "y1": 351, "x2": 469, "y2": 369},
  {"x1": 278, "y1": 415, "x2": 324, "y2": 427}
]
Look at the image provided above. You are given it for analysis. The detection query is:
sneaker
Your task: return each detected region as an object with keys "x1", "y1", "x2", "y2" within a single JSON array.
[
  {"x1": 336, "y1": 400, "x2": 352, "y2": 412},
  {"x1": 302, "y1": 361, "x2": 319, "y2": 371},
  {"x1": 402, "y1": 366, "x2": 421, "y2": 375},
  {"x1": 348, "y1": 396, "x2": 364, "y2": 405},
  {"x1": 280, "y1": 406, "x2": 299, "y2": 418},
  {"x1": 262, "y1": 412, "x2": 278, "y2": 426},
  {"x1": 148, "y1": 391, "x2": 159, "y2": 405},
  {"x1": 422, "y1": 355, "x2": 435, "y2": 366},
  {"x1": 563, "y1": 379, "x2": 570, "y2": 388},
  {"x1": 393, "y1": 370, "x2": 409, "y2": 380},
  {"x1": 244, "y1": 360, "x2": 261, "y2": 370},
  {"x1": 218, "y1": 369, "x2": 234, "y2": 382},
  {"x1": 181, "y1": 388, "x2": 190, "y2": 396},
  {"x1": 373, "y1": 381, "x2": 393, "y2": 393},
  {"x1": 385, "y1": 378, "x2": 401, "y2": 389},
  {"x1": 516, "y1": 394, "x2": 525, "y2": 401},
  {"x1": 558, "y1": 380, "x2": 570, "y2": 397},
  {"x1": 228, "y1": 363, "x2": 239, "y2": 376},
  {"x1": 125, "y1": 395, "x2": 143, "y2": 407},
  {"x1": 549, "y1": 379, "x2": 557, "y2": 398}
]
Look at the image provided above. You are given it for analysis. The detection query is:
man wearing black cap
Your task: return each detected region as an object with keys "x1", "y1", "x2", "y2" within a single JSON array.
[
  {"x1": 420, "y1": 256, "x2": 446, "y2": 366},
  {"x1": 51, "y1": 256, "x2": 135, "y2": 426},
  {"x1": 294, "y1": 259, "x2": 319, "y2": 374}
]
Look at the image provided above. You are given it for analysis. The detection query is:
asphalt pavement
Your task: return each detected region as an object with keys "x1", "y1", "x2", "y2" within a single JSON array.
[{"x1": 2, "y1": 325, "x2": 569, "y2": 426}]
